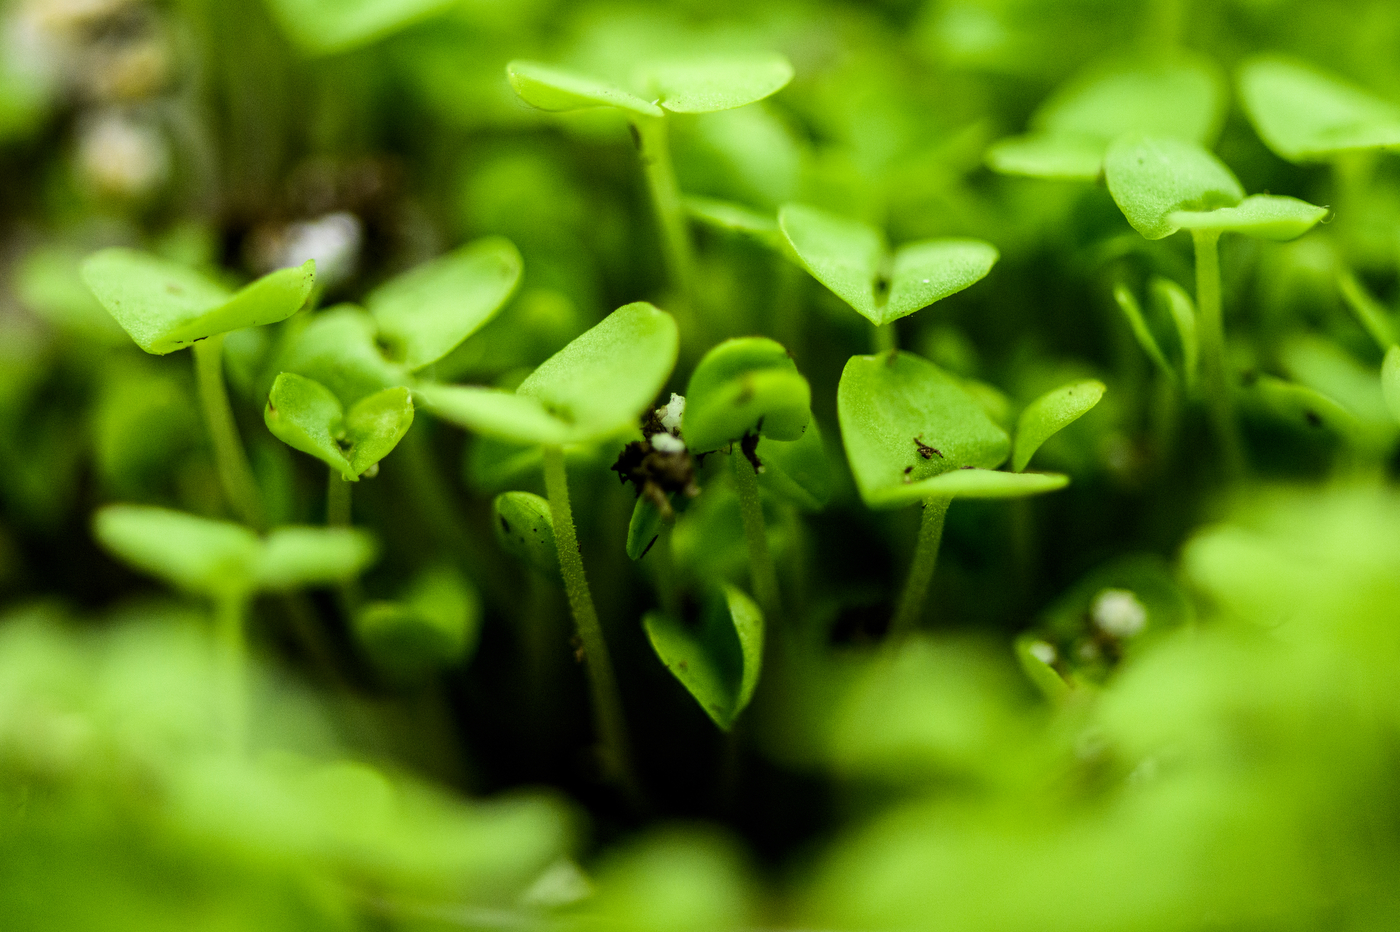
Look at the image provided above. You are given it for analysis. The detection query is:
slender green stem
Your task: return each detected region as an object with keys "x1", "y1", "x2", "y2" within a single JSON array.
[
  {"x1": 327, "y1": 469, "x2": 352, "y2": 527},
  {"x1": 873, "y1": 321, "x2": 898, "y2": 354},
  {"x1": 632, "y1": 116, "x2": 695, "y2": 315},
  {"x1": 540, "y1": 444, "x2": 636, "y2": 794},
  {"x1": 193, "y1": 334, "x2": 266, "y2": 530},
  {"x1": 732, "y1": 450, "x2": 782, "y2": 623},
  {"x1": 888, "y1": 497, "x2": 951, "y2": 641},
  {"x1": 214, "y1": 593, "x2": 248, "y2": 752},
  {"x1": 1191, "y1": 231, "x2": 1245, "y2": 478}
]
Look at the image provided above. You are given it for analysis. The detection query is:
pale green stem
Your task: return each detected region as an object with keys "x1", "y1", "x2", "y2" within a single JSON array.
[
  {"x1": 732, "y1": 450, "x2": 782, "y2": 623},
  {"x1": 540, "y1": 444, "x2": 636, "y2": 794},
  {"x1": 1191, "y1": 230, "x2": 1245, "y2": 479},
  {"x1": 214, "y1": 593, "x2": 248, "y2": 752},
  {"x1": 193, "y1": 334, "x2": 266, "y2": 530},
  {"x1": 873, "y1": 321, "x2": 898, "y2": 354},
  {"x1": 632, "y1": 116, "x2": 695, "y2": 317},
  {"x1": 327, "y1": 469, "x2": 352, "y2": 527},
  {"x1": 888, "y1": 497, "x2": 951, "y2": 641}
]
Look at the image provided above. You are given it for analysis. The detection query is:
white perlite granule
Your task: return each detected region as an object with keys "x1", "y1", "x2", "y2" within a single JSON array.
[{"x1": 1091, "y1": 588, "x2": 1147, "y2": 638}]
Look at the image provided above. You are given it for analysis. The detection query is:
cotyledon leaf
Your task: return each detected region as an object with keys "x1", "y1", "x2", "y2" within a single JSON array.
[
  {"x1": 354, "y1": 565, "x2": 481, "y2": 677},
  {"x1": 1104, "y1": 134, "x2": 1244, "y2": 240},
  {"x1": 1169, "y1": 194, "x2": 1328, "y2": 241},
  {"x1": 277, "y1": 305, "x2": 408, "y2": 406},
  {"x1": 1151, "y1": 277, "x2": 1199, "y2": 390},
  {"x1": 254, "y1": 526, "x2": 379, "y2": 592},
  {"x1": 682, "y1": 337, "x2": 810, "y2": 453},
  {"x1": 368, "y1": 237, "x2": 522, "y2": 372},
  {"x1": 493, "y1": 491, "x2": 560, "y2": 578},
  {"x1": 640, "y1": 53, "x2": 793, "y2": 114},
  {"x1": 506, "y1": 60, "x2": 663, "y2": 118},
  {"x1": 92, "y1": 504, "x2": 261, "y2": 599},
  {"x1": 81, "y1": 249, "x2": 315, "y2": 354},
  {"x1": 779, "y1": 204, "x2": 997, "y2": 326},
  {"x1": 343, "y1": 387, "x2": 415, "y2": 477},
  {"x1": 415, "y1": 384, "x2": 574, "y2": 447},
  {"x1": 1242, "y1": 374, "x2": 1363, "y2": 442},
  {"x1": 757, "y1": 417, "x2": 832, "y2": 511},
  {"x1": 643, "y1": 584, "x2": 764, "y2": 731},
  {"x1": 265, "y1": 0, "x2": 457, "y2": 56},
  {"x1": 1012, "y1": 379, "x2": 1106, "y2": 472},
  {"x1": 266, "y1": 375, "x2": 414, "y2": 480},
  {"x1": 984, "y1": 135, "x2": 1106, "y2": 181},
  {"x1": 1238, "y1": 55, "x2": 1400, "y2": 163},
  {"x1": 626, "y1": 495, "x2": 667, "y2": 562},
  {"x1": 1113, "y1": 282, "x2": 1175, "y2": 381}
]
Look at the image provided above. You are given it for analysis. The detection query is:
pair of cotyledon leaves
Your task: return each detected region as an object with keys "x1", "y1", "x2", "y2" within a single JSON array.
[
  {"x1": 986, "y1": 54, "x2": 1227, "y2": 181},
  {"x1": 1113, "y1": 278, "x2": 1200, "y2": 390},
  {"x1": 355, "y1": 565, "x2": 481, "y2": 679},
  {"x1": 838, "y1": 352, "x2": 1103, "y2": 509},
  {"x1": 93, "y1": 504, "x2": 376, "y2": 603},
  {"x1": 506, "y1": 54, "x2": 793, "y2": 120}
]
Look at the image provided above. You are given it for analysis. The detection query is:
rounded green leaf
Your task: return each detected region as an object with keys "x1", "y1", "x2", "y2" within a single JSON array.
[
  {"x1": 344, "y1": 387, "x2": 415, "y2": 477},
  {"x1": 1104, "y1": 134, "x2": 1244, "y2": 240},
  {"x1": 1169, "y1": 194, "x2": 1327, "y2": 241},
  {"x1": 416, "y1": 383, "x2": 573, "y2": 446},
  {"x1": 642, "y1": 584, "x2": 764, "y2": 731},
  {"x1": 778, "y1": 203, "x2": 884, "y2": 321},
  {"x1": 837, "y1": 352, "x2": 1010, "y2": 510},
  {"x1": 1238, "y1": 55, "x2": 1400, "y2": 163},
  {"x1": 82, "y1": 249, "x2": 314, "y2": 354},
  {"x1": 1037, "y1": 56, "x2": 1224, "y2": 145},
  {"x1": 1012, "y1": 379, "x2": 1106, "y2": 472},
  {"x1": 354, "y1": 566, "x2": 480, "y2": 678},
  {"x1": 757, "y1": 417, "x2": 833, "y2": 511},
  {"x1": 368, "y1": 237, "x2": 522, "y2": 372},
  {"x1": 1384, "y1": 346, "x2": 1400, "y2": 424},
  {"x1": 279, "y1": 306, "x2": 408, "y2": 406},
  {"x1": 641, "y1": 53, "x2": 794, "y2": 114},
  {"x1": 493, "y1": 491, "x2": 560, "y2": 578},
  {"x1": 626, "y1": 495, "x2": 666, "y2": 562},
  {"x1": 516, "y1": 302, "x2": 679, "y2": 444},
  {"x1": 93, "y1": 505, "x2": 261, "y2": 599},
  {"x1": 265, "y1": 372, "x2": 352, "y2": 479},
  {"x1": 683, "y1": 337, "x2": 811, "y2": 453},
  {"x1": 506, "y1": 60, "x2": 663, "y2": 118},
  {"x1": 254, "y1": 526, "x2": 378, "y2": 592},
  {"x1": 266, "y1": 0, "x2": 457, "y2": 55},
  {"x1": 984, "y1": 134, "x2": 1106, "y2": 180},
  {"x1": 884, "y1": 239, "x2": 999, "y2": 326}
]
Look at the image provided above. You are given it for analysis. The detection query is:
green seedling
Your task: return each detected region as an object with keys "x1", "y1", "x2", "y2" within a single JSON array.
[
  {"x1": 419, "y1": 301, "x2": 680, "y2": 792},
  {"x1": 643, "y1": 584, "x2": 763, "y2": 731},
  {"x1": 1104, "y1": 133, "x2": 1328, "y2": 476},
  {"x1": 265, "y1": 0, "x2": 459, "y2": 56},
  {"x1": 986, "y1": 54, "x2": 1224, "y2": 180},
  {"x1": 1237, "y1": 55, "x2": 1400, "y2": 164},
  {"x1": 507, "y1": 55, "x2": 793, "y2": 310},
  {"x1": 277, "y1": 305, "x2": 411, "y2": 407},
  {"x1": 1113, "y1": 277, "x2": 1200, "y2": 398},
  {"x1": 92, "y1": 504, "x2": 376, "y2": 745},
  {"x1": 682, "y1": 337, "x2": 813, "y2": 620},
  {"x1": 82, "y1": 250, "x2": 317, "y2": 529},
  {"x1": 493, "y1": 491, "x2": 560, "y2": 579},
  {"x1": 1012, "y1": 380, "x2": 1106, "y2": 473},
  {"x1": 778, "y1": 203, "x2": 998, "y2": 348},
  {"x1": 838, "y1": 352, "x2": 1068, "y2": 639},
  {"x1": 354, "y1": 565, "x2": 480, "y2": 680}
]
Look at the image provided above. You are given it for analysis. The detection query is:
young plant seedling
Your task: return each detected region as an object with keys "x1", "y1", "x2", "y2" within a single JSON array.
[
  {"x1": 1237, "y1": 56, "x2": 1400, "y2": 164},
  {"x1": 838, "y1": 352, "x2": 1069, "y2": 639},
  {"x1": 643, "y1": 584, "x2": 763, "y2": 731},
  {"x1": 1012, "y1": 380, "x2": 1107, "y2": 473},
  {"x1": 354, "y1": 565, "x2": 480, "y2": 682},
  {"x1": 264, "y1": 373, "x2": 415, "y2": 525},
  {"x1": 778, "y1": 203, "x2": 998, "y2": 350},
  {"x1": 680, "y1": 336, "x2": 812, "y2": 621},
  {"x1": 82, "y1": 249, "x2": 317, "y2": 528},
  {"x1": 1104, "y1": 134, "x2": 1328, "y2": 476},
  {"x1": 507, "y1": 55, "x2": 793, "y2": 310},
  {"x1": 416, "y1": 301, "x2": 680, "y2": 792},
  {"x1": 92, "y1": 504, "x2": 376, "y2": 746},
  {"x1": 986, "y1": 54, "x2": 1225, "y2": 180}
]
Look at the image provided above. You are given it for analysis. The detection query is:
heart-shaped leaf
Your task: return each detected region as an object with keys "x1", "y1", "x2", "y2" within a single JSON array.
[
  {"x1": 757, "y1": 416, "x2": 833, "y2": 511},
  {"x1": 1104, "y1": 135, "x2": 1244, "y2": 240},
  {"x1": 640, "y1": 53, "x2": 793, "y2": 114},
  {"x1": 266, "y1": 0, "x2": 457, "y2": 55},
  {"x1": 779, "y1": 204, "x2": 997, "y2": 326},
  {"x1": 493, "y1": 491, "x2": 560, "y2": 578},
  {"x1": 93, "y1": 504, "x2": 261, "y2": 599},
  {"x1": 506, "y1": 60, "x2": 663, "y2": 119},
  {"x1": 354, "y1": 566, "x2": 480, "y2": 678},
  {"x1": 368, "y1": 237, "x2": 522, "y2": 372},
  {"x1": 1384, "y1": 346, "x2": 1400, "y2": 424},
  {"x1": 1012, "y1": 379, "x2": 1106, "y2": 472},
  {"x1": 987, "y1": 56, "x2": 1224, "y2": 180},
  {"x1": 93, "y1": 505, "x2": 376, "y2": 599},
  {"x1": 1169, "y1": 194, "x2": 1327, "y2": 241},
  {"x1": 643, "y1": 584, "x2": 763, "y2": 731},
  {"x1": 278, "y1": 305, "x2": 408, "y2": 406},
  {"x1": 265, "y1": 373, "x2": 414, "y2": 480},
  {"x1": 1112, "y1": 282, "x2": 1175, "y2": 381},
  {"x1": 682, "y1": 337, "x2": 810, "y2": 453},
  {"x1": 837, "y1": 352, "x2": 1010, "y2": 509},
  {"x1": 515, "y1": 301, "x2": 679, "y2": 444},
  {"x1": 1238, "y1": 55, "x2": 1400, "y2": 163},
  {"x1": 254, "y1": 526, "x2": 379, "y2": 592},
  {"x1": 82, "y1": 250, "x2": 315, "y2": 354},
  {"x1": 626, "y1": 495, "x2": 667, "y2": 562}
]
